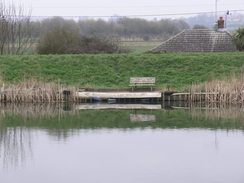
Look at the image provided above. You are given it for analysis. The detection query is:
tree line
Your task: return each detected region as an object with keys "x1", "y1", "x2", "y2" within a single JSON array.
[
  {"x1": 30, "y1": 17, "x2": 190, "y2": 40},
  {"x1": 1, "y1": 0, "x2": 243, "y2": 55},
  {"x1": 0, "y1": 0, "x2": 32, "y2": 54}
]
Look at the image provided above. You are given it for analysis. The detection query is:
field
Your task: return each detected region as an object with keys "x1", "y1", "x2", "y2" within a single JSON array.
[
  {"x1": 0, "y1": 53, "x2": 243, "y2": 89},
  {"x1": 121, "y1": 41, "x2": 162, "y2": 53}
]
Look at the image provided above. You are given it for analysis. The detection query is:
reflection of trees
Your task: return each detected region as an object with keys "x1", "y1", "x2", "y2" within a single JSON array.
[
  {"x1": 46, "y1": 129, "x2": 79, "y2": 141},
  {"x1": 0, "y1": 127, "x2": 32, "y2": 169}
]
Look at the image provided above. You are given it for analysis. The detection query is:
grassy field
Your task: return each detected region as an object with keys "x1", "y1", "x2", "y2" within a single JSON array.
[
  {"x1": 0, "y1": 53, "x2": 243, "y2": 89},
  {"x1": 121, "y1": 41, "x2": 161, "y2": 53}
]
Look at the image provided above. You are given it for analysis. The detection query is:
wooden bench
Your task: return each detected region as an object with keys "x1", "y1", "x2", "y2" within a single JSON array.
[{"x1": 130, "y1": 77, "x2": 155, "y2": 91}]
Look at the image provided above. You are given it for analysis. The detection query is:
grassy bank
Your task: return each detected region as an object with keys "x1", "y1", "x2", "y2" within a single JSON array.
[{"x1": 0, "y1": 53, "x2": 244, "y2": 89}]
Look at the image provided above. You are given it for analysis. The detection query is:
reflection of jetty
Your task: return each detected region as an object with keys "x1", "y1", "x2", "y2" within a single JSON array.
[
  {"x1": 130, "y1": 114, "x2": 156, "y2": 122},
  {"x1": 76, "y1": 104, "x2": 162, "y2": 110},
  {"x1": 77, "y1": 91, "x2": 161, "y2": 99}
]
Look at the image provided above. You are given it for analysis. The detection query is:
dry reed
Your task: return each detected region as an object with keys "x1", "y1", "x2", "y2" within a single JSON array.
[
  {"x1": 189, "y1": 75, "x2": 244, "y2": 104},
  {"x1": 0, "y1": 79, "x2": 78, "y2": 103}
]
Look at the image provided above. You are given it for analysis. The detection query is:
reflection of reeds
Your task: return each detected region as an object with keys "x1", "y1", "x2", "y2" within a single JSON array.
[
  {"x1": 0, "y1": 79, "x2": 78, "y2": 103},
  {"x1": 189, "y1": 75, "x2": 244, "y2": 104},
  {"x1": 0, "y1": 103, "x2": 77, "y2": 120},
  {"x1": 188, "y1": 103, "x2": 244, "y2": 125}
]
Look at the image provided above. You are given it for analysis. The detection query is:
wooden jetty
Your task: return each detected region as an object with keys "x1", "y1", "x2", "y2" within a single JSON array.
[
  {"x1": 70, "y1": 77, "x2": 221, "y2": 102},
  {"x1": 72, "y1": 90, "x2": 218, "y2": 102}
]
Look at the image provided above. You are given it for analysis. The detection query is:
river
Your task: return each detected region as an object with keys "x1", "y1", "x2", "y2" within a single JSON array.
[{"x1": 0, "y1": 103, "x2": 244, "y2": 183}]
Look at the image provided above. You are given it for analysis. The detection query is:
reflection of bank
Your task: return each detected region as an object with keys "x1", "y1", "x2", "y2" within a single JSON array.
[
  {"x1": 130, "y1": 114, "x2": 156, "y2": 122},
  {"x1": 77, "y1": 104, "x2": 159, "y2": 123}
]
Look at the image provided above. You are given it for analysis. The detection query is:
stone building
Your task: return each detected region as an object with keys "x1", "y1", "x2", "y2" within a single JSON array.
[{"x1": 151, "y1": 29, "x2": 237, "y2": 52}]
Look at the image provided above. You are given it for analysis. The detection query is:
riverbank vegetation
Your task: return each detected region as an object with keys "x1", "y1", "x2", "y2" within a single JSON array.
[
  {"x1": 189, "y1": 74, "x2": 244, "y2": 104},
  {"x1": 0, "y1": 79, "x2": 78, "y2": 103}
]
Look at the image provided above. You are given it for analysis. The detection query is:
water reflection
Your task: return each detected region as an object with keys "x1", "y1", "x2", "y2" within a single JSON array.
[
  {"x1": 0, "y1": 103, "x2": 244, "y2": 131},
  {"x1": 0, "y1": 103, "x2": 244, "y2": 172},
  {"x1": 0, "y1": 128, "x2": 32, "y2": 169},
  {"x1": 1, "y1": 129, "x2": 244, "y2": 183},
  {"x1": 130, "y1": 114, "x2": 156, "y2": 122}
]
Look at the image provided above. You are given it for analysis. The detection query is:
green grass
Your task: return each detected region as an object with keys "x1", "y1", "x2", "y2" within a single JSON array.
[
  {"x1": 121, "y1": 40, "x2": 161, "y2": 53},
  {"x1": 0, "y1": 53, "x2": 243, "y2": 89},
  {"x1": 128, "y1": 46, "x2": 154, "y2": 53}
]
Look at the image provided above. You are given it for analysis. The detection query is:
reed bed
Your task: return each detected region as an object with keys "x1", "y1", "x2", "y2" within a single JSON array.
[
  {"x1": 0, "y1": 79, "x2": 79, "y2": 103},
  {"x1": 189, "y1": 75, "x2": 244, "y2": 104}
]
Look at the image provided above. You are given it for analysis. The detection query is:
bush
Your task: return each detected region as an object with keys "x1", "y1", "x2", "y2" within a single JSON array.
[
  {"x1": 37, "y1": 29, "x2": 79, "y2": 54},
  {"x1": 233, "y1": 28, "x2": 244, "y2": 51},
  {"x1": 77, "y1": 35, "x2": 130, "y2": 54},
  {"x1": 37, "y1": 29, "x2": 130, "y2": 54}
]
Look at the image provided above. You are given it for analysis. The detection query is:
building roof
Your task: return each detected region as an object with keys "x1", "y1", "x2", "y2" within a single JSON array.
[{"x1": 151, "y1": 29, "x2": 237, "y2": 52}]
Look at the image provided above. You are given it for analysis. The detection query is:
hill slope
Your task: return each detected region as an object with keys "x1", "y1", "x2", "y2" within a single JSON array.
[{"x1": 0, "y1": 53, "x2": 243, "y2": 89}]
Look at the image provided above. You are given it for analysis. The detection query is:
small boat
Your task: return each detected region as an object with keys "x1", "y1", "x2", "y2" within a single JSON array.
[{"x1": 108, "y1": 98, "x2": 117, "y2": 104}]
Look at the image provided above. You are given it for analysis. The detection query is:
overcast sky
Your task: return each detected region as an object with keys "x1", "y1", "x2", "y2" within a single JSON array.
[{"x1": 5, "y1": 0, "x2": 244, "y2": 18}]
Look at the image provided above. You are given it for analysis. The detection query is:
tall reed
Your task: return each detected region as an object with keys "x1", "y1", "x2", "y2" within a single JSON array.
[
  {"x1": 0, "y1": 79, "x2": 78, "y2": 103},
  {"x1": 189, "y1": 74, "x2": 244, "y2": 104}
]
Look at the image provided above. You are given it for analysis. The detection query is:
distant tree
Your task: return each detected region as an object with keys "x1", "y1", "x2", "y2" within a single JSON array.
[
  {"x1": 193, "y1": 24, "x2": 208, "y2": 29},
  {"x1": 37, "y1": 29, "x2": 79, "y2": 54},
  {"x1": 40, "y1": 17, "x2": 80, "y2": 36},
  {"x1": 0, "y1": 0, "x2": 32, "y2": 55},
  {"x1": 142, "y1": 35, "x2": 150, "y2": 41},
  {"x1": 77, "y1": 17, "x2": 190, "y2": 39},
  {"x1": 175, "y1": 20, "x2": 190, "y2": 30},
  {"x1": 30, "y1": 16, "x2": 190, "y2": 42},
  {"x1": 233, "y1": 28, "x2": 244, "y2": 51}
]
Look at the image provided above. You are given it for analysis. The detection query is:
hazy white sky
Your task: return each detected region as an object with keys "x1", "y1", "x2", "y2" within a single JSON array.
[{"x1": 5, "y1": 0, "x2": 244, "y2": 18}]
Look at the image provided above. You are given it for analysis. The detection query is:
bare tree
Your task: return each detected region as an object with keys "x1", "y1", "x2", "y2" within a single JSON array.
[{"x1": 0, "y1": 0, "x2": 32, "y2": 55}]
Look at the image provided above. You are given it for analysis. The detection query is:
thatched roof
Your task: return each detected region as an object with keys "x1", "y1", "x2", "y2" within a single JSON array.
[{"x1": 151, "y1": 29, "x2": 237, "y2": 52}]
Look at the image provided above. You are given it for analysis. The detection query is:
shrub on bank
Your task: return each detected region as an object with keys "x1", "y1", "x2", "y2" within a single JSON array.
[
  {"x1": 37, "y1": 29, "x2": 130, "y2": 54},
  {"x1": 233, "y1": 28, "x2": 244, "y2": 51}
]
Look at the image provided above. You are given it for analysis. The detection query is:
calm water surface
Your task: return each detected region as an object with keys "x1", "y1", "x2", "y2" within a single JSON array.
[{"x1": 0, "y1": 103, "x2": 244, "y2": 183}]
